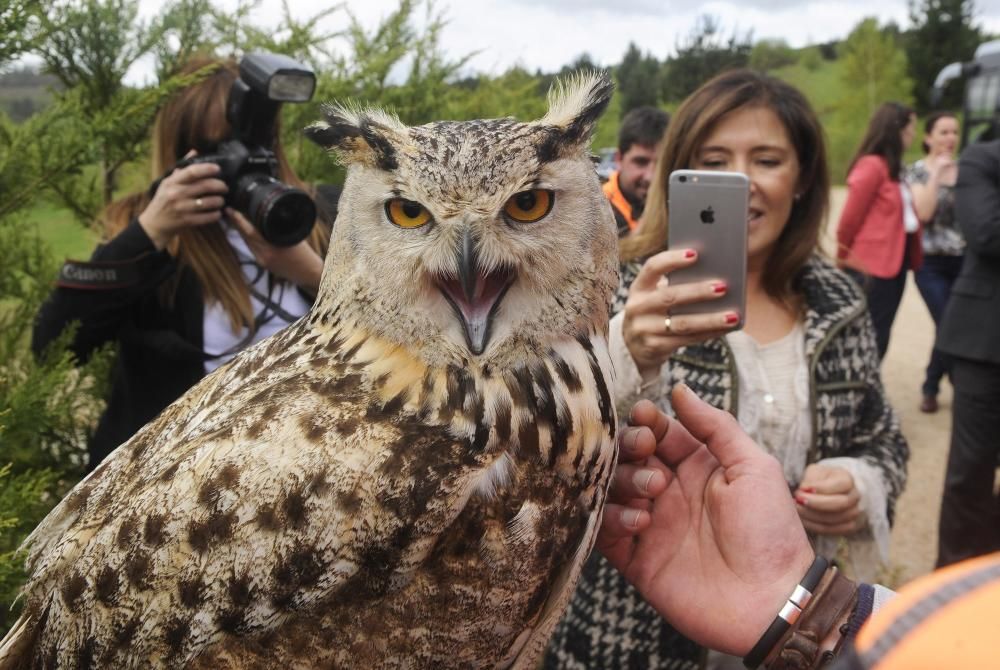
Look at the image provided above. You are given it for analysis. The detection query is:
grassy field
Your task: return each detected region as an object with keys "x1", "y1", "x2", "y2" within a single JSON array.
[{"x1": 25, "y1": 201, "x2": 99, "y2": 261}]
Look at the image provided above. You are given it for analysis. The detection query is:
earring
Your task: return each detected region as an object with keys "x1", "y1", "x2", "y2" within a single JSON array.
[{"x1": 794, "y1": 193, "x2": 802, "y2": 201}]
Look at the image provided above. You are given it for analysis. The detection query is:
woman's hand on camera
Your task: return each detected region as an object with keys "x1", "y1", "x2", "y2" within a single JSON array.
[
  {"x1": 138, "y1": 153, "x2": 228, "y2": 250},
  {"x1": 227, "y1": 208, "x2": 324, "y2": 296},
  {"x1": 623, "y1": 249, "x2": 739, "y2": 380}
]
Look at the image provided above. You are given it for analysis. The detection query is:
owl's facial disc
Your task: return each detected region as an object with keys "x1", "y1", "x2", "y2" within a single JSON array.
[{"x1": 436, "y1": 229, "x2": 515, "y2": 355}]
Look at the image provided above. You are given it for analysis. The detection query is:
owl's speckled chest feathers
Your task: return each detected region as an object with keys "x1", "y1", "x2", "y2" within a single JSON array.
[
  {"x1": 12, "y1": 306, "x2": 617, "y2": 669},
  {"x1": 185, "y1": 308, "x2": 619, "y2": 668}
]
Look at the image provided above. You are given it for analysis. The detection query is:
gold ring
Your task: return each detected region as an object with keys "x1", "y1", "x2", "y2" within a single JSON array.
[
  {"x1": 195, "y1": 197, "x2": 204, "y2": 208},
  {"x1": 664, "y1": 316, "x2": 672, "y2": 334}
]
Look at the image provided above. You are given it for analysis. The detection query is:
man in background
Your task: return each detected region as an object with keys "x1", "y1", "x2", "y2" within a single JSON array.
[
  {"x1": 603, "y1": 106, "x2": 669, "y2": 237},
  {"x1": 935, "y1": 137, "x2": 1000, "y2": 567}
]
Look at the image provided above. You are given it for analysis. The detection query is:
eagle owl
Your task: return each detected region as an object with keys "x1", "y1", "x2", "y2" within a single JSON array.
[{"x1": 0, "y1": 73, "x2": 619, "y2": 668}]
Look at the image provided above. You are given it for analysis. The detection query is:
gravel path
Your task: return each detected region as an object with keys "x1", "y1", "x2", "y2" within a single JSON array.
[{"x1": 827, "y1": 187, "x2": 949, "y2": 587}]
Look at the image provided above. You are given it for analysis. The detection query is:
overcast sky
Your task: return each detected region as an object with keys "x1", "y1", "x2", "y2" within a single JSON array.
[{"x1": 127, "y1": 0, "x2": 1000, "y2": 84}]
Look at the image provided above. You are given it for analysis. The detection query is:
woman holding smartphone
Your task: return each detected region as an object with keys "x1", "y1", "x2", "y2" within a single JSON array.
[{"x1": 544, "y1": 70, "x2": 908, "y2": 670}]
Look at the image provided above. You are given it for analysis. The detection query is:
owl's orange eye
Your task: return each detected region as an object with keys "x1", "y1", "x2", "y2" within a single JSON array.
[
  {"x1": 386, "y1": 198, "x2": 432, "y2": 228},
  {"x1": 503, "y1": 189, "x2": 554, "y2": 223}
]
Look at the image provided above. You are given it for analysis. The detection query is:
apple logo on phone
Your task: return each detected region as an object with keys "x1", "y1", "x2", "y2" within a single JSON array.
[{"x1": 699, "y1": 206, "x2": 715, "y2": 224}]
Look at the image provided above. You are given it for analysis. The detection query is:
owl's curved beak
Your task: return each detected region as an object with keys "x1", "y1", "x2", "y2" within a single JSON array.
[{"x1": 437, "y1": 230, "x2": 514, "y2": 355}]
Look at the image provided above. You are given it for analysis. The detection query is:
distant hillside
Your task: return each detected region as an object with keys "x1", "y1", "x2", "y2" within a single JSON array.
[{"x1": 0, "y1": 65, "x2": 61, "y2": 122}]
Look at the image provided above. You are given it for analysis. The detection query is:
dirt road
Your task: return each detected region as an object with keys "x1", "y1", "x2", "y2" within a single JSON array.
[{"x1": 827, "y1": 187, "x2": 949, "y2": 586}]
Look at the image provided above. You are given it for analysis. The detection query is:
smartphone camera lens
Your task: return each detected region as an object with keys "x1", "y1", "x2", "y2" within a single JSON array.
[{"x1": 679, "y1": 175, "x2": 687, "y2": 183}]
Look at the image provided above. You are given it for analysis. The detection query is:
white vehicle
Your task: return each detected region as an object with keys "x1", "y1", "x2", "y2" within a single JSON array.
[
  {"x1": 933, "y1": 40, "x2": 1000, "y2": 147},
  {"x1": 595, "y1": 147, "x2": 617, "y2": 181}
]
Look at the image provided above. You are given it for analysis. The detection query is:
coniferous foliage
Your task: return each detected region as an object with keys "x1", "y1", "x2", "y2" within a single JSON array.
[
  {"x1": 616, "y1": 42, "x2": 661, "y2": 115},
  {"x1": 661, "y1": 15, "x2": 752, "y2": 103},
  {"x1": 906, "y1": 0, "x2": 982, "y2": 111}
]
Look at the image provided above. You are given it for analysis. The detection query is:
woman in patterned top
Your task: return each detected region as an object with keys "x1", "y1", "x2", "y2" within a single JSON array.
[
  {"x1": 544, "y1": 70, "x2": 908, "y2": 670},
  {"x1": 906, "y1": 112, "x2": 962, "y2": 414}
]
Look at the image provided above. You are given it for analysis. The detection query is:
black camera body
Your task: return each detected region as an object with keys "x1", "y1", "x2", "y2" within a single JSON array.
[{"x1": 163, "y1": 53, "x2": 318, "y2": 247}]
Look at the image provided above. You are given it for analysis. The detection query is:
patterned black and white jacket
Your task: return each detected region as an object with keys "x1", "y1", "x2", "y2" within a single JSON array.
[{"x1": 543, "y1": 254, "x2": 909, "y2": 670}]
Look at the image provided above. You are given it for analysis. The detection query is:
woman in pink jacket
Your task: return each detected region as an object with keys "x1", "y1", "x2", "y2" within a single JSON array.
[{"x1": 837, "y1": 102, "x2": 923, "y2": 359}]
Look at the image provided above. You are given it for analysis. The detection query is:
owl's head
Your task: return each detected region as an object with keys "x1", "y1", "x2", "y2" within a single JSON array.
[{"x1": 305, "y1": 73, "x2": 617, "y2": 368}]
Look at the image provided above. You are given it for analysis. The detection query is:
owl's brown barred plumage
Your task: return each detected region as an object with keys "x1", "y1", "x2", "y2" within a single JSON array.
[{"x1": 0, "y1": 73, "x2": 619, "y2": 669}]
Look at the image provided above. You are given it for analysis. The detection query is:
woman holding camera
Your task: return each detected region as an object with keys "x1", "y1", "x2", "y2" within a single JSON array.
[
  {"x1": 545, "y1": 70, "x2": 907, "y2": 670},
  {"x1": 32, "y1": 57, "x2": 335, "y2": 471}
]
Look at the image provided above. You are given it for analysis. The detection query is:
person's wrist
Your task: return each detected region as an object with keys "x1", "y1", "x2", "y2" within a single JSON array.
[
  {"x1": 748, "y1": 563, "x2": 860, "y2": 670},
  {"x1": 638, "y1": 361, "x2": 663, "y2": 384},
  {"x1": 624, "y1": 336, "x2": 665, "y2": 384},
  {"x1": 137, "y1": 212, "x2": 172, "y2": 250},
  {"x1": 742, "y1": 555, "x2": 826, "y2": 666},
  {"x1": 295, "y1": 253, "x2": 324, "y2": 296}
]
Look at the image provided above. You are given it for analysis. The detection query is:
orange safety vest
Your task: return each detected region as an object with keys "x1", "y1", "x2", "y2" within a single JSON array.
[
  {"x1": 602, "y1": 171, "x2": 640, "y2": 232},
  {"x1": 841, "y1": 552, "x2": 1000, "y2": 669}
]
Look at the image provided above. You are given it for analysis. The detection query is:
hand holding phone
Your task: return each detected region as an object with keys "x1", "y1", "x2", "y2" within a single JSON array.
[
  {"x1": 666, "y1": 169, "x2": 749, "y2": 328},
  {"x1": 620, "y1": 170, "x2": 749, "y2": 379}
]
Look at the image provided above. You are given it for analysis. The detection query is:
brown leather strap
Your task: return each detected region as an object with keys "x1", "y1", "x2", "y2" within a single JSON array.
[{"x1": 765, "y1": 568, "x2": 859, "y2": 670}]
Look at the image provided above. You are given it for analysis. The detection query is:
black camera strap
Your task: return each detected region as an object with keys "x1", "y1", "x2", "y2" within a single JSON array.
[
  {"x1": 202, "y1": 258, "x2": 301, "y2": 361},
  {"x1": 56, "y1": 255, "x2": 153, "y2": 290}
]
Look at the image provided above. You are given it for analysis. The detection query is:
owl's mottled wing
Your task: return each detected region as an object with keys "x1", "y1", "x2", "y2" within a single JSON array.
[{"x1": 14, "y1": 319, "x2": 504, "y2": 667}]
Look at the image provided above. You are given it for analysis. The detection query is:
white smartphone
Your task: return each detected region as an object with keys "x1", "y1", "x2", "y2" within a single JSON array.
[{"x1": 666, "y1": 169, "x2": 749, "y2": 328}]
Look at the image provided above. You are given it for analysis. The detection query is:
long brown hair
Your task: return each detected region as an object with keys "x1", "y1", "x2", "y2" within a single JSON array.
[
  {"x1": 847, "y1": 101, "x2": 914, "y2": 181},
  {"x1": 620, "y1": 69, "x2": 829, "y2": 303},
  {"x1": 100, "y1": 57, "x2": 330, "y2": 332}
]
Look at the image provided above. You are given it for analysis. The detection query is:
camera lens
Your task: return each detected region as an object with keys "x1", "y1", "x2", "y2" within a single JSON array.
[
  {"x1": 235, "y1": 175, "x2": 316, "y2": 246},
  {"x1": 679, "y1": 175, "x2": 687, "y2": 183}
]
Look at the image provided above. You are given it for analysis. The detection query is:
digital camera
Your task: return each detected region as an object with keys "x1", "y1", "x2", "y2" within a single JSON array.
[{"x1": 159, "y1": 52, "x2": 318, "y2": 247}]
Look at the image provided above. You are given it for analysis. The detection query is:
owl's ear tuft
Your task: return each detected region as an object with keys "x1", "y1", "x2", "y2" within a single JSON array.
[
  {"x1": 537, "y1": 71, "x2": 614, "y2": 160},
  {"x1": 304, "y1": 104, "x2": 404, "y2": 171}
]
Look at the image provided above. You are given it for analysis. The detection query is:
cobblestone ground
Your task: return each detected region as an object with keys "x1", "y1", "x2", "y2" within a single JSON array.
[{"x1": 827, "y1": 187, "x2": 950, "y2": 587}]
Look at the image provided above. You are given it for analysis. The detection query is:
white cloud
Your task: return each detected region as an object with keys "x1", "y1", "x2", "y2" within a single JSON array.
[{"x1": 124, "y1": 0, "x2": 1000, "y2": 83}]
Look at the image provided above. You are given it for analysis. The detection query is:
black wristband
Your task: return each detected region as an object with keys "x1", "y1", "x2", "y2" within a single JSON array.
[{"x1": 743, "y1": 556, "x2": 830, "y2": 669}]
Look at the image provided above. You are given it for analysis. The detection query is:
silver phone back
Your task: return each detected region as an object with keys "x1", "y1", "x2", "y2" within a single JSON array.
[{"x1": 666, "y1": 170, "x2": 749, "y2": 325}]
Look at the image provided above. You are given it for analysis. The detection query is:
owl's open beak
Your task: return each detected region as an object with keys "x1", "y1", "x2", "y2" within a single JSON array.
[{"x1": 437, "y1": 230, "x2": 514, "y2": 355}]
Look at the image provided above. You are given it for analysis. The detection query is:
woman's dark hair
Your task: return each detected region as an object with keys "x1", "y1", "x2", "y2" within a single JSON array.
[
  {"x1": 921, "y1": 111, "x2": 958, "y2": 154},
  {"x1": 847, "y1": 101, "x2": 915, "y2": 181},
  {"x1": 624, "y1": 69, "x2": 829, "y2": 305}
]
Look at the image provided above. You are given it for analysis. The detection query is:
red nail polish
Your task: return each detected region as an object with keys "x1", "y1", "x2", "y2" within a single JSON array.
[
  {"x1": 713, "y1": 282, "x2": 727, "y2": 294},
  {"x1": 725, "y1": 313, "x2": 739, "y2": 325},
  {"x1": 801, "y1": 487, "x2": 815, "y2": 494},
  {"x1": 685, "y1": 249, "x2": 696, "y2": 259},
  {"x1": 795, "y1": 495, "x2": 807, "y2": 506}
]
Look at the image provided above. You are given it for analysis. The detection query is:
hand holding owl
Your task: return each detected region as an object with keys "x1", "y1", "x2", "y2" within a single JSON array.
[{"x1": 597, "y1": 385, "x2": 815, "y2": 656}]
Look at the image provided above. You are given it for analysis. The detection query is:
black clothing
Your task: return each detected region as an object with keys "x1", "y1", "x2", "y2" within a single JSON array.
[
  {"x1": 913, "y1": 254, "x2": 963, "y2": 396},
  {"x1": 936, "y1": 358, "x2": 1000, "y2": 566},
  {"x1": 937, "y1": 141, "x2": 1000, "y2": 365},
  {"x1": 844, "y1": 236, "x2": 915, "y2": 360},
  {"x1": 33, "y1": 220, "x2": 205, "y2": 467},
  {"x1": 935, "y1": 140, "x2": 1000, "y2": 567},
  {"x1": 32, "y1": 185, "x2": 339, "y2": 469}
]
